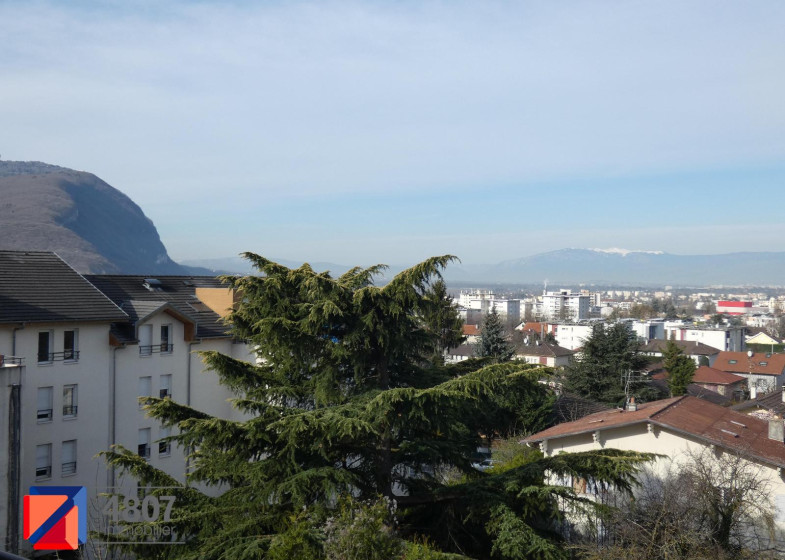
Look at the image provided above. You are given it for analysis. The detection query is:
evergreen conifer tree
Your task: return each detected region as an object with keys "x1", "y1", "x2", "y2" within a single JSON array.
[
  {"x1": 476, "y1": 307, "x2": 514, "y2": 363},
  {"x1": 103, "y1": 254, "x2": 656, "y2": 560},
  {"x1": 667, "y1": 354, "x2": 696, "y2": 397},
  {"x1": 563, "y1": 323, "x2": 658, "y2": 405}
]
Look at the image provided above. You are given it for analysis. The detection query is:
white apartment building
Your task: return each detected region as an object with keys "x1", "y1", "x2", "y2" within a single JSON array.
[
  {"x1": 0, "y1": 251, "x2": 254, "y2": 556},
  {"x1": 539, "y1": 290, "x2": 590, "y2": 321},
  {"x1": 458, "y1": 290, "x2": 521, "y2": 325},
  {"x1": 664, "y1": 322, "x2": 746, "y2": 352}
]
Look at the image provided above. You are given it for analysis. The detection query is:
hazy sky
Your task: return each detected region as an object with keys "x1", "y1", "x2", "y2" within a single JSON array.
[{"x1": 2, "y1": 1, "x2": 785, "y2": 265}]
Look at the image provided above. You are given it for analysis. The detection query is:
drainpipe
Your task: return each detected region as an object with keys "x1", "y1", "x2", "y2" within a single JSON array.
[
  {"x1": 185, "y1": 341, "x2": 201, "y2": 484},
  {"x1": 7, "y1": 323, "x2": 24, "y2": 553},
  {"x1": 109, "y1": 344, "x2": 127, "y2": 489}
]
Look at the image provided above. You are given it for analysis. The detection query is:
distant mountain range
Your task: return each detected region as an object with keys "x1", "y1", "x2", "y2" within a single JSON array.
[
  {"x1": 4, "y1": 160, "x2": 783, "y2": 285},
  {"x1": 0, "y1": 161, "x2": 209, "y2": 275},
  {"x1": 186, "y1": 248, "x2": 785, "y2": 287}
]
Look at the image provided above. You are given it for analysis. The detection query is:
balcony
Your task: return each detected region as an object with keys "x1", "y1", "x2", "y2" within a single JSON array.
[
  {"x1": 139, "y1": 344, "x2": 174, "y2": 356},
  {"x1": 37, "y1": 350, "x2": 80, "y2": 363},
  {"x1": 0, "y1": 355, "x2": 24, "y2": 367}
]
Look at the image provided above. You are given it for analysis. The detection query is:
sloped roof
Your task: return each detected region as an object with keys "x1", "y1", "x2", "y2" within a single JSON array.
[
  {"x1": 447, "y1": 344, "x2": 477, "y2": 358},
  {"x1": 733, "y1": 390, "x2": 785, "y2": 417},
  {"x1": 515, "y1": 342, "x2": 574, "y2": 358},
  {"x1": 640, "y1": 339, "x2": 721, "y2": 356},
  {"x1": 746, "y1": 332, "x2": 782, "y2": 345},
  {"x1": 692, "y1": 366, "x2": 746, "y2": 385},
  {"x1": 463, "y1": 324, "x2": 480, "y2": 336},
  {"x1": 713, "y1": 351, "x2": 785, "y2": 376},
  {"x1": 85, "y1": 275, "x2": 231, "y2": 339},
  {"x1": 0, "y1": 250, "x2": 127, "y2": 324},
  {"x1": 525, "y1": 396, "x2": 785, "y2": 469}
]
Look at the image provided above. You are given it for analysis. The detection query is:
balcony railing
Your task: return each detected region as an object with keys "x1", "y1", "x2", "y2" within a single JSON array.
[
  {"x1": 63, "y1": 405, "x2": 78, "y2": 417},
  {"x1": 37, "y1": 350, "x2": 80, "y2": 363},
  {"x1": 139, "y1": 344, "x2": 174, "y2": 356},
  {"x1": 0, "y1": 355, "x2": 24, "y2": 367},
  {"x1": 62, "y1": 462, "x2": 77, "y2": 475},
  {"x1": 159, "y1": 389, "x2": 171, "y2": 399},
  {"x1": 138, "y1": 443, "x2": 151, "y2": 458},
  {"x1": 158, "y1": 441, "x2": 171, "y2": 455},
  {"x1": 37, "y1": 409, "x2": 53, "y2": 422}
]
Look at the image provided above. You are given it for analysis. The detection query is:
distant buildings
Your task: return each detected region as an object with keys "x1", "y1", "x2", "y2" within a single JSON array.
[{"x1": 539, "y1": 289, "x2": 590, "y2": 321}]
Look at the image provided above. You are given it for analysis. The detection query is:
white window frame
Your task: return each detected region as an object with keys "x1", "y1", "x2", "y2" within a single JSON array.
[
  {"x1": 37, "y1": 387, "x2": 53, "y2": 423},
  {"x1": 36, "y1": 443, "x2": 52, "y2": 480},
  {"x1": 63, "y1": 384, "x2": 78, "y2": 418},
  {"x1": 62, "y1": 440, "x2": 77, "y2": 476}
]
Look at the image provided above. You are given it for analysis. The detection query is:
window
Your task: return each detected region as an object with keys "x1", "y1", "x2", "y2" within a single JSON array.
[
  {"x1": 62, "y1": 440, "x2": 77, "y2": 475},
  {"x1": 158, "y1": 426, "x2": 171, "y2": 456},
  {"x1": 138, "y1": 428, "x2": 151, "y2": 458},
  {"x1": 159, "y1": 374, "x2": 172, "y2": 399},
  {"x1": 138, "y1": 377, "x2": 152, "y2": 409},
  {"x1": 37, "y1": 387, "x2": 53, "y2": 422},
  {"x1": 63, "y1": 385, "x2": 78, "y2": 417},
  {"x1": 36, "y1": 444, "x2": 52, "y2": 479},
  {"x1": 139, "y1": 324, "x2": 153, "y2": 356},
  {"x1": 63, "y1": 329, "x2": 78, "y2": 361},
  {"x1": 160, "y1": 324, "x2": 172, "y2": 353},
  {"x1": 37, "y1": 331, "x2": 53, "y2": 363}
]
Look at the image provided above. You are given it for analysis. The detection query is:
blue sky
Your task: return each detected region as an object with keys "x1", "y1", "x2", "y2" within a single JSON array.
[{"x1": 2, "y1": 1, "x2": 785, "y2": 265}]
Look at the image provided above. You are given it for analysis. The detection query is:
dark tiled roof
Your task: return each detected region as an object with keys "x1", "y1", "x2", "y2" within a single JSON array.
[
  {"x1": 515, "y1": 342, "x2": 574, "y2": 358},
  {"x1": 526, "y1": 396, "x2": 785, "y2": 469},
  {"x1": 85, "y1": 275, "x2": 231, "y2": 339},
  {"x1": 733, "y1": 390, "x2": 785, "y2": 417},
  {"x1": 640, "y1": 339, "x2": 721, "y2": 356},
  {"x1": 447, "y1": 344, "x2": 477, "y2": 358},
  {"x1": 0, "y1": 250, "x2": 127, "y2": 324}
]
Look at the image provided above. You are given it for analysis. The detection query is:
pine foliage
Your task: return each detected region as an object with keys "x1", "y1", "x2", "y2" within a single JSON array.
[
  {"x1": 102, "y1": 254, "x2": 656, "y2": 559},
  {"x1": 476, "y1": 307, "x2": 514, "y2": 363},
  {"x1": 562, "y1": 322, "x2": 658, "y2": 406}
]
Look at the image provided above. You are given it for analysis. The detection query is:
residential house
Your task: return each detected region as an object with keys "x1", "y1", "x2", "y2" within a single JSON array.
[
  {"x1": 713, "y1": 351, "x2": 785, "y2": 396},
  {"x1": 514, "y1": 342, "x2": 574, "y2": 368},
  {"x1": 639, "y1": 339, "x2": 721, "y2": 366},
  {"x1": 524, "y1": 396, "x2": 785, "y2": 546}
]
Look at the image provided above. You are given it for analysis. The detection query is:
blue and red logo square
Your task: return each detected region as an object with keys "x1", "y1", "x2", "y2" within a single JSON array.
[{"x1": 24, "y1": 486, "x2": 87, "y2": 550}]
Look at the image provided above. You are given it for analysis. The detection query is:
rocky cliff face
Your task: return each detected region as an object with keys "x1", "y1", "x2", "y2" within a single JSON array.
[{"x1": 0, "y1": 161, "x2": 201, "y2": 274}]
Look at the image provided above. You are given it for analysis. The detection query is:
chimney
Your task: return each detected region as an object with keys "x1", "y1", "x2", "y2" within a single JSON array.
[
  {"x1": 751, "y1": 385, "x2": 757, "y2": 400},
  {"x1": 626, "y1": 396, "x2": 638, "y2": 412},
  {"x1": 768, "y1": 419, "x2": 784, "y2": 442}
]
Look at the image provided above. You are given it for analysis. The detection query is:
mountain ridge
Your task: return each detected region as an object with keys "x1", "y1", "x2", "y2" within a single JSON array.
[{"x1": 0, "y1": 160, "x2": 209, "y2": 275}]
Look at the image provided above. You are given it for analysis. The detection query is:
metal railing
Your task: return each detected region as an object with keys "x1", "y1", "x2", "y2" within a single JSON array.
[
  {"x1": 0, "y1": 355, "x2": 24, "y2": 367},
  {"x1": 63, "y1": 405, "x2": 78, "y2": 417},
  {"x1": 37, "y1": 350, "x2": 80, "y2": 363},
  {"x1": 138, "y1": 443, "x2": 151, "y2": 458},
  {"x1": 139, "y1": 344, "x2": 174, "y2": 356},
  {"x1": 61, "y1": 462, "x2": 77, "y2": 475},
  {"x1": 37, "y1": 409, "x2": 53, "y2": 422},
  {"x1": 158, "y1": 441, "x2": 171, "y2": 455}
]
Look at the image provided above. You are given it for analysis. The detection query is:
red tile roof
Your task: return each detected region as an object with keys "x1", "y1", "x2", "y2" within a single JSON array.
[
  {"x1": 525, "y1": 396, "x2": 785, "y2": 468},
  {"x1": 692, "y1": 366, "x2": 746, "y2": 385},
  {"x1": 463, "y1": 324, "x2": 480, "y2": 336},
  {"x1": 713, "y1": 351, "x2": 785, "y2": 376}
]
